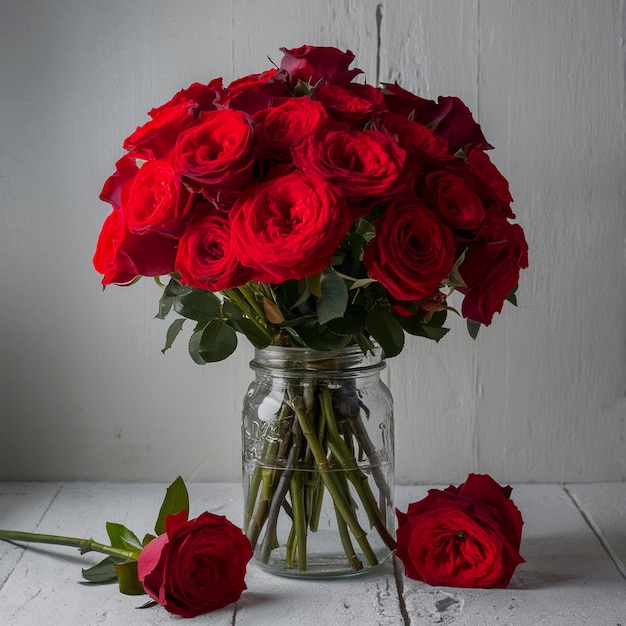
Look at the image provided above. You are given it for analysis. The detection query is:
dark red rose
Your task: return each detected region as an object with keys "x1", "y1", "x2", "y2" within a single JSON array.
[
  {"x1": 217, "y1": 69, "x2": 291, "y2": 115},
  {"x1": 363, "y1": 198, "x2": 456, "y2": 301},
  {"x1": 279, "y1": 45, "x2": 362, "y2": 88},
  {"x1": 253, "y1": 96, "x2": 328, "y2": 160},
  {"x1": 120, "y1": 159, "x2": 192, "y2": 238},
  {"x1": 396, "y1": 474, "x2": 524, "y2": 589},
  {"x1": 148, "y1": 77, "x2": 224, "y2": 117},
  {"x1": 424, "y1": 167, "x2": 486, "y2": 232},
  {"x1": 467, "y1": 149, "x2": 515, "y2": 214},
  {"x1": 291, "y1": 126, "x2": 407, "y2": 203},
  {"x1": 168, "y1": 109, "x2": 257, "y2": 206},
  {"x1": 100, "y1": 155, "x2": 139, "y2": 210},
  {"x1": 382, "y1": 84, "x2": 492, "y2": 154},
  {"x1": 229, "y1": 172, "x2": 353, "y2": 283},
  {"x1": 93, "y1": 209, "x2": 177, "y2": 285},
  {"x1": 138, "y1": 510, "x2": 252, "y2": 618},
  {"x1": 458, "y1": 215, "x2": 529, "y2": 325},
  {"x1": 316, "y1": 82, "x2": 386, "y2": 124},
  {"x1": 378, "y1": 113, "x2": 450, "y2": 161},
  {"x1": 176, "y1": 211, "x2": 257, "y2": 291},
  {"x1": 123, "y1": 100, "x2": 199, "y2": 160}
]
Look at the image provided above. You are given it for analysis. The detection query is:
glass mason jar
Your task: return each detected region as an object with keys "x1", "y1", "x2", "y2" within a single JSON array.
[{"x1": 241, "y1": 345, "x2": 395, "y2": 578}]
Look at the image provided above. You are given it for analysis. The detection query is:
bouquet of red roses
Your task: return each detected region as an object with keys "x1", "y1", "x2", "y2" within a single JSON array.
[{"x1": 94, "y1": 44, "x2": 528, "y2": 363}]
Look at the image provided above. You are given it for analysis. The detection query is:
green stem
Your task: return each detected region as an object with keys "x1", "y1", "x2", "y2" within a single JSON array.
[
  {"x1": 0, "y1": 530, "x2": 138, "y2": 561},
  {"x1": 290, "y1": 471, "x2": 307, "y2": 571},
  {"x1": 288, "y1": 395, "x2": 378, "y2": 567},
  {"x1": 222, "y1": 288, "x2": 273, "y2": 341}
]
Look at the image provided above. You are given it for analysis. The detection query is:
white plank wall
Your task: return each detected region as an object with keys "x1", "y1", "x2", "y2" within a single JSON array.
[{"x1": 0, "y1": 1, "x2": 624, "y2": 484}]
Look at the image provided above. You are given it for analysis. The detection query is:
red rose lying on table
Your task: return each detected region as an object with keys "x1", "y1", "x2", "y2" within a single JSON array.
[{"x1": 396, "y1": 473, "x2": 524, "y2": 588}]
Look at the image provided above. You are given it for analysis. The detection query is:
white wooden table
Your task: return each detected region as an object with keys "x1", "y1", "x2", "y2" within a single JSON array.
[{"x1": 0, "y1": 483, "x2": 625, "y2": 625}]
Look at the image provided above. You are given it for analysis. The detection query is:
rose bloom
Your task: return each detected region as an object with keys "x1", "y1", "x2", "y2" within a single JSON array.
[
  {"x1": 148, "y1": 77, "x2": 224, "y2": 118},
  {"x1": 467, "y1": 149, "x2": 515, "y2": 215},
  {"x1": 396, "y1": 473, "x2": 524, "y2": 589},
  {"x1": 176, "y1": 210, "x2": 257, "y2": 291},
  {"x1": 120, "y1": 159, "x2": 192, "y2": 238},
  {"x1": 93, "y1": 209, "x2": 177, "y2": 285},
  {"x1": 100, "y1": 155, "x2": 139, "y2": 211},
  {"x1": 316, "y1": 82, "x2": 386, "y2": 124},
  {"x1": 363, "y1": 197, "x2": 455, "y2": 301},
  {"x1": 424, "y1": 167, "x2": 486, "y2": 232},
  {"x1": 217, "y1": 68, "x2": 292, "y2": 115},
  {"x1": 291, "y1": 126, "x2": 407, "y2": 202},
  {"x1": 123, "y1": 100, "x2": 199, "y2": 161},
  {"x1": 229, "y1": 172, "x2": 353, "y2": 283},
  {"x1": 279, "y1": 44, "x2": 362, "y2": 88},
  {"x1": 168, "y1": 109, "x2": 257, "y2": 205},
  {"x1": 253, "y1": 96, "x2": 328, "y2": 160},
  {"x1": 458, "y1": 215, "x2": 529, "y2": 325},
  {"x1": 138, "y1": 510, "x2": 252, "y2": 618}
]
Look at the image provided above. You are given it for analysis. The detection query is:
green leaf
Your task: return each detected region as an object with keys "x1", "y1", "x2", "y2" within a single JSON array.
[
  {"x1": 114, "y1": 561, "x2": 145, "y2": 596},
  {"x1": 228, "y1": 318, "x2": 272, "y2": 349},
  {"x1": 298, "y1": 324, "x2": 353, "y2": 351},
  {"x1": 306, "y1": 273, "x2": 322, "y2": 297},
  {"x1": 222, "y1": 299, "x2": 244, "y2": 320},
  {"x1": 467, "y1": 318, "x2": 481, "y2": 340},
  {"x1": 397, "y1": 312, "x2": 450, "y2": 342},
  {"x1": 161, "y1": 318, "x2": 185, "y2": 354},
  {"x1": 173, "y1": 290, "x2": 222, "y2": 321},
  {"x1": 81, "y1": 556, "x2": 119, "y2": 583},
  {"x1": 156, "y1": 279, "x2": 192, "y2": 319},
  {"x1": 366, "y1": 307, "x2": 405, "y2": 358},
  {"x1": 317, "y1": 271, "x2": 349, "y2": 325},
  {"x1": 155, "y1": 476, "x2": 189, "y2": 536},
  {"x1": 506, "y1": 284, "x2": 519, "y2": 306},
  {"x1": 142, "y1": 533, "x2": 156, "y2": 547},
  {"x1": 189, "y1": 320, "x2": 238, "y2": 363},
  {"x1": 106, "y1": 522, "x2": 143, "y2": 556}
]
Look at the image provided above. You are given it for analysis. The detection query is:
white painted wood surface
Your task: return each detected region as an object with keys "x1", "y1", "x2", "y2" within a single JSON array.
[
  {"x1": 0, "y1": 1, "x2": 624, "y2": 484},
  {"x1": 0, "y1": 482, "x2": 625, "y2": 625}
]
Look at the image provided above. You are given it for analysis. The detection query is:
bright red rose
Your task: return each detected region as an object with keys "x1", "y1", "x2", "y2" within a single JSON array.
[
  {"x1": 217, "y1": 69, "x2": 291, "y2": 115},
  {"x1": 458, "y1": 215, "x2": 528, "y2": 325},
  {"x1": 138, "y1": 510, "x2": 252, "y2": 618},
  {"x1": 148, "y1": 78, "x2": 224, "y2": 117},
  {"x1": 253, "y1": 96, "x2": 328, "y2": 160},
  {"x1": 99, "y1": 155, "x2": 139, "y2": 210},
  {"x1": 120, "y1": 159, "x2": 192, "y2": 238},
  {"x1": 424, "y1": 167, "x2": 486, "y2": 232},
  {"x1": 176, "y1": 211, "x2": 257, "y2": 291},
  {"x1": 229, "y1": 172, "x2": 353, "y2": 283},
  {"x1": 93, "y1": 209, "x2": 177, "y2": 285},
  {"x1": 316, "y1": 82, "x2": 386, "y2": 124},
  {"x1": 396, "y1": 474, "x2": 524, "y2": 589},
  {"x1": 279, "y1": 45, "x2": 362, "y2": 88},
  {"x1": 291, "y1": 126, "x2": 407, "y2": 203},
  {"x1": 364, "y1": 198, "x2": 456, "y2": 301},
  {"x1": 168, "y1": 109, "x2": 257, "y2": 206},
  {"x1": 123, "y1": 100, "x2": 199, "y2": 160}
]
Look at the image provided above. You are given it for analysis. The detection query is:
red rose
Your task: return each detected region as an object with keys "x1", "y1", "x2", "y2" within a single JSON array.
[
  {"x1": 148, "y1": 78, "x2": 224, "y2": 117},
  {"x1": 100, "y1": 155, "x2": 139, "y2": 211},
  {"x1": 176, "y1": 210, "x2": 257, "y2": 291},
  {"x1": 363, "y1": 198, "x2": 456, "y2": 301},
  {"x1": 467, "y1": 149, "x2": 515, "y2": 214},
  {"x1": 424, "y1": 167, "x2": 486, "y2": 232},
  {"x1": 396, "y1": 473, "x2": 524, "y2": 589},
  {"x1": 253, "y1": 96, "x2": 328, "y2": 160},
  {"x1": 229, "y1": 172, "x2": 353, "y2": 283},
  {"x1": 168, "y1": 109, "x2": 257, "y2": 206},
  {"x1": 123, "y1": 100, "x2": 199, "y2": 161},
  {"x1": 217, "y1": 69, "x2": 291, "y2": 115},
  {"x1": 138, "y1": 510, "x2": 252, "y2": 618},
  {"x1": 279, "y1": 45, "x2": 362, "y2": 88},
  {"x1": 120, "y1": 159, "x2": 192, "y2": 238},
  {"x1": 459, "y1": 215, "x2": 529, "y2": 325},
  {"x1": 379, "y1": 113, "x2": 450, "y2": 161},
  {"x1": 93, "y1": 209, "x2": 177, "y2": 285},
  {"x1": 316, "y1": 82, "x2": 386, "y2": 124},
  {"x1": 382, "y1": 84, "x2": 492, "y2": 154},
  {"x1": 291, "y1": 126, "x2": 407, "y2": 202}
]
